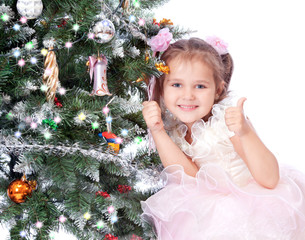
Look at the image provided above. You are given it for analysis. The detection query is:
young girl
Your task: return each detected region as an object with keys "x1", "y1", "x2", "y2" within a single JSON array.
[{"x1": 141, "y1": 37, "x2": 305, "y2": 239}]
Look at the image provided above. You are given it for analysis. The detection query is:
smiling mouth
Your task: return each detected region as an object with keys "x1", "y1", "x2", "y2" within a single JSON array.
[{"x1": 178, "y1": 105, "x2": 198, "y2": 110}]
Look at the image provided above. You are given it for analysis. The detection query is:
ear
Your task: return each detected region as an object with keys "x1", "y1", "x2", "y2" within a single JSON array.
[{"x1": 215, "y1": 81, "x2": 225, "y2": 99}]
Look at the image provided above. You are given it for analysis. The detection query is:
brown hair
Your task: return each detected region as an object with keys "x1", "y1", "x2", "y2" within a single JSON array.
[{"x1": 152, "y1": 38, "x2": 234, "y2": 111}]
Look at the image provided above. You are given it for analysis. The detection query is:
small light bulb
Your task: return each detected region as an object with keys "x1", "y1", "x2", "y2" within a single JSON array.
[
  {"x1": 30, "y1": 57, "x2": 37, "y2": 64},
  {"x1": 116, "y1": 137, "x2": 123, "y2": 144},
  {"x1": 92, "y1": 121, "x2": 99, "y2": 129},
  {"x1": 25, "y1": 41, "x2": 34, "y2": 50},
  {"x1": 31, "y1": 122, "x2": 37, "y2": 129},
  {"x1": 20, "y1": 16, "x2": 27, "y2": 24},
  {"x1": 54, "y1": 116, "x2": 61, "y2": 124},
  {"x1": 133, "y1": 0, "x2": 140, "y2": 8},
  {"x1": 88, "y1": 33, "x2": 95, "y2": 39},
  {"x1": 18, "y1": 59, "x2": 25, "y2": 67},
  {"x1": 59, "y1": 215, "x2": 67, "y2": 223},
  {"x1": 58, "y1": 87, "x2": 66, "y2": 95},
  {"x1": 40, "y1": 84, "x2": 48, "y2": 92},
  {"x1": 1, "y1": 13, "x2": 9, "y2": 21},
  {"x1": 111, "y1": 215, "x2": 118, "y2": 223},
  {"x1": 78, "y1": 112, "x2": 86, "y2": 121},
  {"x1": 15, "y1": 131, "x2": 22, "y2": 138},
  {"x1": 13, "y1": 50, "x2": 21, "y2": 58},
  {"x1": 73, "y1": 24, "x2": 80, "y2": 31},
  {"x1": 20, "y1": 230, "x2": 26, "y2": 237},
  {"x1": 106, "y1": 116, "x2": 112, "y2": 123},
  {"x1": 129, "y1": 15, "x2": 136, "y2": 22},
  {"x1": 108, "y1": 206, "x2": 115, "y2": 214},
  {"x1": 121, "y1": 129, "x2": 128, "y2": 136},
  {"x1": 102, "y1": 106, "x2": 110, "y2": 114},
  {"x1": 35, "y1": 221, "x2": 43, "y2": 228},
  {"x1": 44, "y1": 131, "x2": 51, "y2": 139},
  {"x1": 97, "y1": 220, "x2": 104, "y2": 229},
  {"x1": 134, "y1": 136, "x2": 143, "y2": 144},
  {"x1": 83, "y1": 212, "x2": 91, "y2": 220},
  {"x1": 41, "y1": 48, "x2": 48, "y2": 56},
  {"x1": 65, "y1": 42, "x2": 72, "y2": 48},
  {"x1": 138, "y1": 18, "x2": 145, "y2": 26},
  {"x1": 13, "y1": 24, "x2": 20, "y2": 31}
]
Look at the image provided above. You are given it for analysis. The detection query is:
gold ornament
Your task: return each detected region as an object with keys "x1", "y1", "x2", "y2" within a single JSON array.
[
  {"x1": 121, "y1": 0, "x2": 130, "y2": 10},
  {"x1": 155, "y1": 62, "x2": 170, "y2": 74},
  {"x1": 160, "y1": 18, "x2": 173, "y2": 26},
  {"x1": 43, "y1": 47, "x2": 59, "y2": 102},
  {"x1": 145, "y1": 51, "x2": 150, "y2": 63},
  {"x1": 7, "y1": 175, "x2": 36, "y2": 203},
  {"x1": 107, "y1": 142, "x2": 120, "y2": 154},
  {"x1": 136, "y1": 74, "x2": 149, "y2": 84}
]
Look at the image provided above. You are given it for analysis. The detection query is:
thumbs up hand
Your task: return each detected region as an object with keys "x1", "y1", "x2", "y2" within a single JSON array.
[{"x1": 225, "y1": 97, "x2": 251, "y2": 137}]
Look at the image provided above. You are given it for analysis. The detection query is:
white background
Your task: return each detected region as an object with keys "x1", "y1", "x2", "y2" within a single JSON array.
[{"x1": 1, "y1": 0, "x2": 305, "y2": 238}]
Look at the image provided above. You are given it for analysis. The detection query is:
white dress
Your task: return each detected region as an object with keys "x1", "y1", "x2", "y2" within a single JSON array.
[{"x1": 141, "y1": 96, "x2": 305, "y2": 240}]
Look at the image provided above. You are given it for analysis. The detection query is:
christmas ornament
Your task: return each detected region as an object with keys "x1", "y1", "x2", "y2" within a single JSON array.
[
  {"x1": 42, "y1": 47, "x2": 59, "y2": 102},
  {"x1": 153, "y1": 18, "x2": 173, "y2": 27},
  {"x1": 104, "y1": 234, "x2": 118, "y2": 240},
  {"x1": 101, "y1": 131, "x2": 120, "y2": 153},
  {"x1": 117, "y1": 185, "x2": 131, "y2": 194},
  {"x1": 92, "y1": 19, "x2": 115, "y2": 44},
  {"x1": 136, "y1": 74, "x2": 149, "y2": 84},
  {"x1": 121, "y1": 0, "x2": 130, "y2": 10},
  {"x1": 57, "y1": 19, "x2": 68, "y2": 28},
  {"x1": 88, "y1": 54, "x2": 112, "y2": 96},
  {"x1": 7, "y1": 175, "x2": 36, "y2": 203},
  {"x1": 42, "y1": 119, "x2": 58, "y2": 130},
  {"x1": 96, "y1": 191, "x2": 110, "y2": 198},
  {"x1": 54, "y1": 97, "x2": 62, "y2": 108},
  {"x1": 155, "y1": 62, "x2": 170, "y2": 74},
  {"x1": 16, "y1": 0, "x2": 43, "y2": 19}
]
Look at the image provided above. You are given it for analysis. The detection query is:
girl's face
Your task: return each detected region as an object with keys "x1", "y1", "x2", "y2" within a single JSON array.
[{"x1": 163, "y1": 58, "x2": 218, "y2": 130}]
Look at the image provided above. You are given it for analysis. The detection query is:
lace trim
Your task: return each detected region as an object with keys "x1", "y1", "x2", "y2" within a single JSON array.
[{"x1": 169, "y1": 95, "x2": 236, "y2": 161}]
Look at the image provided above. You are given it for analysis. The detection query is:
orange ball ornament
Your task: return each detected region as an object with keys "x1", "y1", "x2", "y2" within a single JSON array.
[{"x1": 7, "y1": 178, "x2": 33, "y2": 203}]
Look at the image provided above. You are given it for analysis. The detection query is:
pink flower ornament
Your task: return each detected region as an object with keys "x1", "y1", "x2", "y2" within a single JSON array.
[
  {"x1": 148, "y1": 27, "x2": 173, "y2": 53},
  {"x1": 205, "y1": 36, "x2": 228, "y2": 55}
]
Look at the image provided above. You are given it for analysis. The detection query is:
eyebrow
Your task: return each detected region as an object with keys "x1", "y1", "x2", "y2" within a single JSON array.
[{"x1": 167, "y1": 78, "x2": 210, "y2": 84}]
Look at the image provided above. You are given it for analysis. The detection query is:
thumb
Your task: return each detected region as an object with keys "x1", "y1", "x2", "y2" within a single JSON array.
[{"x1": 237, "y1": 97, "x2": 247, "y2": 110}]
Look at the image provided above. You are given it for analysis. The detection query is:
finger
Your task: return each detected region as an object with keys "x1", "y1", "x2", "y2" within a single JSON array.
[{"x1": 237, "y1": 97, "x2": 247, "y2": 110}]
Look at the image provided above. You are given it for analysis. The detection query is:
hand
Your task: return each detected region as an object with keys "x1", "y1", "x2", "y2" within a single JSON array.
[
  {"x1": 142, "y1": 101, "x2": 164, "y2": 133},
  {"x1": 225, "y1": 97, "x2": 251, "y2": 137}
]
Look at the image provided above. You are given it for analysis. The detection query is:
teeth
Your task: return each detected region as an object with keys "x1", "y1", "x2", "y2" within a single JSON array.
[{"x1": 180, "y1": 105, "x2": 196, "y2": 109}]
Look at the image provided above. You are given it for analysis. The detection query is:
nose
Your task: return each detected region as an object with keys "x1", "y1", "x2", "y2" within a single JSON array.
[{"x1": 182, "y1": 87, "x2": 195, "y2": 100}]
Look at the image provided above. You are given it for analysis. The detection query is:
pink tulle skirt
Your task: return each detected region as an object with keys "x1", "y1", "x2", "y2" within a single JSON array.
[{"x1": 141, "y1": 164, "x2": 305, "y2": 240}]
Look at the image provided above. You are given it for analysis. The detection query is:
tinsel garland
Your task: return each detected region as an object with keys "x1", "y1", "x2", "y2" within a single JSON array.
[{"x1": 0, "y1": 137, "x2": 163, "y2": 193}]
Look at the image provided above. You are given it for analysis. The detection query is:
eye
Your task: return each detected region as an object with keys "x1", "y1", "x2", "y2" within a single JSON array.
[
  {"x1": 196, "y1": 84, "x2": 205, "y2": 89},
  {"x1": 172, "y1": 83, "x2": 181, "y2": 88}
]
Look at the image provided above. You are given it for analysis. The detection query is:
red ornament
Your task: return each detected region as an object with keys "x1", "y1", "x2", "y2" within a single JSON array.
[
  {"x1": 58, "y1": 19, "x2": 67, "y2": 28},
  {"x1": 153, "y1": 18, "x2": 160, "y2": 26},
  {"x1": 104, "y1": 234, "x2": 118, "y2": 240},
  {"x1": 118, "y1": 185, "x2": 132, "y2": 194},
  {"x1": 96, "y1": 191, "x2": 110, "y2": 198},
  {"x1": 54, "y1": 97, "x2": 62, "y2": 108},
  {"x1": 101, "y1": 131, "x2": 117, "y2": 140}
]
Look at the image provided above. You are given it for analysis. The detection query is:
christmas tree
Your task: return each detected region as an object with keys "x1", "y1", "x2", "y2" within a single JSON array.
[{"x1": 0, "y1": 0, "x2": 190, "y2": 239}]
